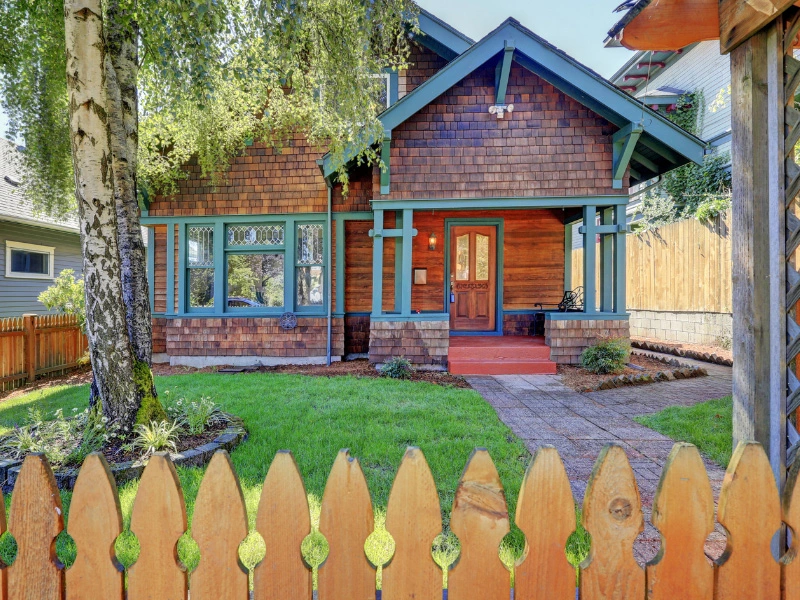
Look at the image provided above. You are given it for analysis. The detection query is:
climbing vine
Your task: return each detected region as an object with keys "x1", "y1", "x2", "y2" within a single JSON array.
[{"x1": 634, "y1": 91, "x2": 732, "y2": 232}]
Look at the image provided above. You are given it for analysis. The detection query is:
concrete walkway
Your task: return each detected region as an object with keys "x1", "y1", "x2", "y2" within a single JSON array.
[{"x1": 467, "y1": 352, "x2": 732, "y2": 561}]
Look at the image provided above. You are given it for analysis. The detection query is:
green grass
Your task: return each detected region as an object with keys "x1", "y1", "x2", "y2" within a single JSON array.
[
  {"x1": 634, "y1": 396, "x2": 733, "y2": 467},
  {"x1": 0, "y1": 372, "x2": 590, "y2": 585}
]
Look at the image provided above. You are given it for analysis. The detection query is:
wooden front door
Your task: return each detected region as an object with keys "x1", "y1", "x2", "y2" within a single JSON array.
[{"x1": 450, "y1": 226, "x2": 497, "y2": 331}]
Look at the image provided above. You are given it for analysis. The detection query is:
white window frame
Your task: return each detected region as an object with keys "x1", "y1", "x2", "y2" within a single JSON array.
[
  {"x1": 371, "y1": 72, "x2": 392, "y2": 109},
  {"x1": 5, "y1": 240, "x2": 55, "y2": 280}
]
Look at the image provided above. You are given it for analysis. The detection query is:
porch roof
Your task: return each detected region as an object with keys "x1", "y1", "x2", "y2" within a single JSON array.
[{"x1": 320, "y1": 17, "x2": 708, "y2": 186}]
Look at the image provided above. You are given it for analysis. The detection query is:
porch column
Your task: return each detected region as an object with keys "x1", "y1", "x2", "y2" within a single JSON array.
[
  {"x1": 613, "y1": 204, "x2": 627, "y2": 314},
  {"x1": 564, "y1": 223, "x2": 572, "y2": 290},
  {"x1": 582, "y1": 205, "x2": 597, "y2": 314},
  {"x1": 599, "y1": 207, "x2": 614, "y2": 312},
  {"x1": 400, "y1": 208, "x2": 414, "y2": 316},
  {"x1": 371, "y1": 209, "x2": 384, "y2": 316}
]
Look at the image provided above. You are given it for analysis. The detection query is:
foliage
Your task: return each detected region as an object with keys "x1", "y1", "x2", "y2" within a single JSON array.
[
  {"x1": 0, "y1": 372, "x2": 599, "y2": 574},
  {"x1": 580, "y1": 339, "x2": 630, "y2": 375},
  {"x1": 635, "y1": 396, "x2": 732, "y2": 467},
  {"x1": 633, "y1": 90, "x2": 732, "y2": 232},
  {"x1": 37, "y1": 269, "x2": 86, "y2": 330},
  {"x1": 166, "y1": 396, "x2": 228, "y2": 435},
  {"x1": 0, "y1": 0, "x2": 417, "y2": 209},
  {"x1": 131, "y1": 420, "x2": 182, "y2": 457},
  {"x1": 379, "y1": 356, "x2": 413, "y2": 380},
  {"x1": 0, "y1": 406, "x2": 121, "y2": 467}
]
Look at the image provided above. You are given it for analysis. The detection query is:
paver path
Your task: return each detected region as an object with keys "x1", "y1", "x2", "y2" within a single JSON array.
[{"x1": 467, "y1": 351, "x2": 732, "y2": 562}]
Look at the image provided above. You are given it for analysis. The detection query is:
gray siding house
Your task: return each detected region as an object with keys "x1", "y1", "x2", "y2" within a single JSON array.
[{"x1": 0, "y1": 142, "x2": 82, "y2": 318}]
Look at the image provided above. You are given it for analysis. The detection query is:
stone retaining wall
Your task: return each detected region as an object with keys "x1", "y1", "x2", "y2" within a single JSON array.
[
  {"x1": 369, "y1": 320, "x2": 449, "y2": 367},
  {"x1": 629, "y1": 310, "x2": 732, "y2": 346},
  {"x1": 545, "y1": 318, "x2": 630, "y2": 365}
]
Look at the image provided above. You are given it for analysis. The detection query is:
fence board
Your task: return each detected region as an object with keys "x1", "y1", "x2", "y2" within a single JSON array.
[
  {"x1": 784, "y1": 460, "x2": 800, "y2": 600},
  {"x1": 254, "y1": 451, "x2": 312, "y2": 600},
  {"x1": 190, "y1": 451, "x2": 248, "y2": 600},
  {"x1": 514, "y1": 446, "x2": 575, "y2": 600},
  {"x1": 448, "y1": 448, "x2": 510, "y2": 600},
  {"x1": 65, "y1": 453, "x2": 123, "y2": 600},
  {"x1": 645, "y1": 443, "x2": 714, "y2": 600},
  {"x1": 715, "y1": 442, "x2": 781, "y2": 600},
  {"x1": 580, "y1": 445, "x2": 645, "y2": 600},
  {"x1": 383, "y1": 447, "x2": 442, "y2": 600},
  {"x1": 8, "y1": 453, "x2": 63, "y2": 600},
  {"x1": 572, "y1": 210, "x2": 732, "y2": 313},
  {"x1": 318, "y1": 449, "x2": 375, "y2": 600},
  {"x1": 128, "y1": 453, "x2": 188, "y2": 600}
]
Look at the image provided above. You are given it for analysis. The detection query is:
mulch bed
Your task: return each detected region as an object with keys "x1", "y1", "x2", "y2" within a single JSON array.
[
  {"x1": 99, "y1": 421, "x2": 230, "y2": 464},
  {"x1": 632, "y1": 336, "x2": 733, "y2": 366},
  {"x1": 558, "y1": 353, "x2": 708, "y2": 393}
]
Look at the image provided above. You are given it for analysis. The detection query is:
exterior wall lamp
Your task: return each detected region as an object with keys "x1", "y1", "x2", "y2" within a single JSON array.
[{"x1": 428, "y1": 232, "x2": 437, "y2": 251}]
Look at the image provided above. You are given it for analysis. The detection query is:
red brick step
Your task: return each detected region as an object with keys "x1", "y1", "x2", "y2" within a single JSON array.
[{"x1": 448, "y1": 336, "x2": 557, "y2": 375}]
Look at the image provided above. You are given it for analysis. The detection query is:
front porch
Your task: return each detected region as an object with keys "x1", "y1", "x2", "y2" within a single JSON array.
[{"x1": 361, "y1": 199, "x2": 631, "y2": 372}]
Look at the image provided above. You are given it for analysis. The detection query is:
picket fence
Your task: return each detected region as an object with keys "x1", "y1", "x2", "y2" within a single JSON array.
[
  {"x1": 0, "y1": 442, "x2": 795, "y2": 599},
  {"x1": 0, "y1": 314, "x2": 87, "y2": 392}
]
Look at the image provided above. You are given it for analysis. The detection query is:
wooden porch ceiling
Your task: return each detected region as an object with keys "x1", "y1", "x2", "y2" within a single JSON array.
[{"x1": 607, "y1": 0, "x2": 800, "y2": 52}]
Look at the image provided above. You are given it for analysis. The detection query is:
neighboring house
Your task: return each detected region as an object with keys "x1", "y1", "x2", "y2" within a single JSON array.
[
  {"x1": 0, "y1": 141, "x2": 82, "y2": 318},
  {"x1": 142, "y1": 10, "x2": 704, "y2": 374}
]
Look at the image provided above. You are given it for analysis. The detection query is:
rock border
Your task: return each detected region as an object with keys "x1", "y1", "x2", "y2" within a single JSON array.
[
  {"x1": 577, "y1": 352, "x2": 708, "y2": 392},
  {"x1": 0, "y1": 415, "x2": 247, "y2": 491},
  {"x1": 631, "y1": 339, "x2": 733, "y2": 366}
]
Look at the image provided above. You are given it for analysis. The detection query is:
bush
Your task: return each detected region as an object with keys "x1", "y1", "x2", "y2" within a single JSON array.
[
  {"x1": 166, "y1": 396, "x2": 228, "y2": 435},
  {"x1": 37, "y1": 269, "x2": 86, "y2": 330},
  {"x1": 132, "y1": 420, "x2": 182, "y2": 457},
  {"x1": 580, "y1": 339, "x2": 630, "y2": 375},
  {"x1": 380, "y1": 356, "x2": 413, "y2": 380}
]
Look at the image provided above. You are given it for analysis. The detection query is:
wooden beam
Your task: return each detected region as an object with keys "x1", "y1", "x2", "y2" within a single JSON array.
[
  {"x1": 632, "y1": 151, "x2": 659, "y2": 174},
  {"x1": 617, "y1": 0, "x2": 720, "y2": 51},
  {"x1": 582, "y1": 205, "x2": 597, "y2": 315},
  {"x1": 599, "y1": 208, "x2": 614, "y2": 312},
  {"x1": 720, "y1": 0, "x2": 796, "y2": 53},
  {"x1": 495, "y1": 42, "x2": 515, "y2": 106},
  {"x1": 380, "y1": 131, "x2": 391, "y2": 195},
  {"x1": 612, "y1": 123, "x2": 643, "y2": 189}
]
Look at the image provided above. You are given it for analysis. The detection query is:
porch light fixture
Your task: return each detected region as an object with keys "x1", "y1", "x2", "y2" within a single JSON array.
[{"x1": 428, "y1": 232, "x2": 437, "y2": 251}]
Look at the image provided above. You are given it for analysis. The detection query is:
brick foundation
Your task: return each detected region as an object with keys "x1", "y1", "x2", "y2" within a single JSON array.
[
  {"x1": 368, "y1": 320, "x2": 449, "y2": 367},
  {"x1": 545, "y1": 318, "x2": 630, "y2": 365},
  {"x1": 503, "y1": 313, "x2": 536, "y2": 336},
  {"x1": 164, "y1": 317, "x2": 344, "y2": 360}
]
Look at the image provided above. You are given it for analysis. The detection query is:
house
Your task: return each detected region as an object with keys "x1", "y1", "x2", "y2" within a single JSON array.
[
  {"x1": 0, "y1": 141, "x2": 82, "y2": 318},
  {"x1": 141, "y1": 10, "x2": 705, "y2": 374}
]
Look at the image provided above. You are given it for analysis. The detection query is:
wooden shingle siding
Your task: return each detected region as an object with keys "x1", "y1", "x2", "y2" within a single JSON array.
[
  {"x1": 398, "y1": 42, "x2": 449, "y2": 98},
  {"x1": 153, "y1": 225, "x2": 167, "y2": 313},
  {"x1": 387, "y1": 64, "x2": 622, "y2": 199},
  {"x1": 0, "y1": 221, "x2": 82, "y2": 318},
  {"x1": 344, "y1": 220, "x2": 374, "y2": 313},
  {"x1": 165, "y1": 317, "x2": 344, "y2": 357}
]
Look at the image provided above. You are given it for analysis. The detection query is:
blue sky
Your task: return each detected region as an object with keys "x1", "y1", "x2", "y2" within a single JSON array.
[{"x1": 1, "y1": 1, "x2": 632, "y2": 139}]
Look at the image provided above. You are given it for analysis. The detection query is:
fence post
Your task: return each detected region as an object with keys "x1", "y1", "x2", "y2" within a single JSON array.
[{"x1": 22, "y1": 313, "x2": 36, "y2": 384}]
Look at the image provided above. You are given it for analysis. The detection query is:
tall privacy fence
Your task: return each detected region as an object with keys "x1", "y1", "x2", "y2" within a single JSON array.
[
  {"x1": 0, "y1": 314, "x2": 87, "y2": 392},
  {"x1": 572, "y1": 210, "x2": 732, "y2": 314},
  {"x1": 0, "y1": 441, "x2": 795, "y2": 599}
]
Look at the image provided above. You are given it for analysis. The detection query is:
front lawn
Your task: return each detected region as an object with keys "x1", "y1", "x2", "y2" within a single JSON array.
[
  {"x1": 634, "y1": 396, "x2": 733, "y2": 467},
  {"x1": 0, "y1": 372, "x2": 590, "y2": 584}
]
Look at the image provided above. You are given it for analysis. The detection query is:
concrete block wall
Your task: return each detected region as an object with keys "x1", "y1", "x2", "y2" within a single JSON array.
[
  {"x1": 629, "y1": 310, "x2": 732, "y2": 346},
  {"x1": 545, "y1": 318, "x2": 630, "y2": 365},
  {"x1": 368, "y1": 319, "x2": 449, "y2": 367}
]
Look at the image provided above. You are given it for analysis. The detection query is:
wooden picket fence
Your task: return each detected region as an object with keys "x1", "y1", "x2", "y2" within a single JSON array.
[
  {"x1": 0, "y1": 314, "x2": 87, "y2": 392},
  {"x1": 0, "y1": 441, "x2": 795, "y2": 599}
]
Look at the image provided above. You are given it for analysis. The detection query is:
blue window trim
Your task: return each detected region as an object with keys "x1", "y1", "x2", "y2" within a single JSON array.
[{"x1": 146, "y1": 213, "x2": 329, "y2": 318}]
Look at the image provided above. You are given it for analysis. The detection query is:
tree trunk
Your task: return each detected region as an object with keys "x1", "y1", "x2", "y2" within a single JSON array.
[
  {"x1": 64, "y1": 0, "x2": 139, "y2": 430},
  {"x1": 104, "y1": 0, "x2": 153, "y2": 366}
]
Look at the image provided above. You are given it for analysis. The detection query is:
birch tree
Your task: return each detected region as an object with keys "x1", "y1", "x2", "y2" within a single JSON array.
[{"x1": 0, "y1": 0, "x2": 414, "y2": 429}]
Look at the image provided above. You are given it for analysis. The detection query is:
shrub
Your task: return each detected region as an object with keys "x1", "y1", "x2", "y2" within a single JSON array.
[
  {"x1": 132, "y1": 420, "x2": 182, "y2": 457},
  {"x1": 37, "y1": 269, "x2": 86, "y2": 330},
  {"x1": 380, "y1": 356, "x2": 413, "y2": 380},
  {"x1": 580, "y1": 339, "x2": 630, "y2": 375},
  {"x1": 165, "y1": 395, "x2": 228, "y2": 435}
]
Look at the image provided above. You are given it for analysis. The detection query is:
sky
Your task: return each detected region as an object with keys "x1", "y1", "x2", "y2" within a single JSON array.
[{"x1": 0, "y1": 1, "x2": 633, "y2": 140}]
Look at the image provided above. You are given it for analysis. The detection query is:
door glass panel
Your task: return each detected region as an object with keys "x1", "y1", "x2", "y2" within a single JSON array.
[
  {"x1": 456, "y1": 234, "x2": 470, "y2": 280},
  {"x1": 475, "y1": 234, "x2": 489, "y2": 281}
]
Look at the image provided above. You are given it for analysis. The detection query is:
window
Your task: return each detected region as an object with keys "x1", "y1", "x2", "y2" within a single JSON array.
[
  {"x1": 372, "y1": 73, "x2": 391, "y2": 109},
  {"x1": 5, "y1": 241, "x2": 54, "y2": 279},
  {"x1": 187, "y1": 226, "x2": 214, "y2": 309},
  {"x1": 296, "y1": 224, "x2": 324, "y2": 307},
  {"x1": 225, "y1": 224, "x2": 286, "y2": 310}
]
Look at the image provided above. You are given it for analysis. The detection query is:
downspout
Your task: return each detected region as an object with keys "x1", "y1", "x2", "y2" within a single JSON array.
[{"x1": 326, "y1": 184, "x2": 333, "y2": 366}]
